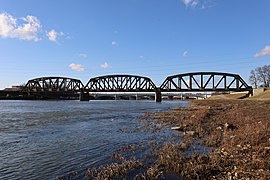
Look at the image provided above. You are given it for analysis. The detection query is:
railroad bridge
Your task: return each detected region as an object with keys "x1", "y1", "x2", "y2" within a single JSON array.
[
  {"x1": 22, "y1": 72, "x2": 252, "y2": 101},
  {"x1": 160, "y1": 72, "x2": 251, "y2": 92},
  {"x1": 23, "y1": 77, "x2": 84, "y2": 99}
]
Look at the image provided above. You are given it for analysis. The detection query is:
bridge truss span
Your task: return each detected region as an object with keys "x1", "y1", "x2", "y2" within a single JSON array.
[
  {"x1": 24, "y1": 77, "x2": 84, "y2": 92},
  {"x1": 84, "y1": 75, "x2": 157, "y2": 92},
  {"x1": 160, "y1": 72, "x2": 252, "y2": 93}
]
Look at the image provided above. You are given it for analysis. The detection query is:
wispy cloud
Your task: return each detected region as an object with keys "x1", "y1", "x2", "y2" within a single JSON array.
[
  {"x1": 0, "y1": 12, "x2": 41, "y2": 41},
  {"x1": 46, "y1": 29, "x2": 64, "y2": 42},
  {"x1": 254, "y1": 45, "x2": 270, "y2": 57},
  {"x1": 100, "y1": 62, "x2": 110, "y2": 68},
  {"x1": 182, "y1": 51, "x2": 188, "y2": 57},
  {"x1": 79, "y1": 53, "x2": 88, "y2": 58},
  {"x1": 139, "y1": 55, "x2": 144, "y2": 59},
  {"x1": 182, "y1": 0, "x2": 196, "y2": 7},
  {"x1": 111, "y1": 41, "x2": 118, "y2": 46},
  {"x1": 69, "y1": 63, "x2": 85, "y2": 71},
  {"x1": 182, "y1": 0, "x2": 215, "y2": 9}
]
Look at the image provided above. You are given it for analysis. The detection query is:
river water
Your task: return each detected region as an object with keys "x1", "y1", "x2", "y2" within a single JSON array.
[{"x1": 0, "y1": 100, "x2": 187, "y2": 179}]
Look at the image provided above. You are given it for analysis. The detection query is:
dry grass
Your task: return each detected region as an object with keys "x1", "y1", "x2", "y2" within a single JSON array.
[
  {"x1": 140, "y1": 100, "x2": 270, "y2": 179},
  {"x1": 85, "y1": 154, "x2": 143, "y2": 180},
  {"x1": 249, "y1": 89, "x2": 270, "y2": 100},
  {"x1": 207, "y1": 92, "x2": 249, "y2": 100}
]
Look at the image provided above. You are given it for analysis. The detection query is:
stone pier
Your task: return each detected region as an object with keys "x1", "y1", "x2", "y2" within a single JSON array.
[{"x1": 155, "y1": 89, "x2": 162, "y2": 102}]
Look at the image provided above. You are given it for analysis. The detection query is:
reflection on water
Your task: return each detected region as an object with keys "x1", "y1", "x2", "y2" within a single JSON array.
[{"x1": 0, "y1": 100, "x2": 187, "y2": 179}]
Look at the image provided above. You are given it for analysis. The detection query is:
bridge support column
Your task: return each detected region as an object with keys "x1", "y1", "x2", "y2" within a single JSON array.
[
  {"x1": 80, "y1": 92, "x2": 90, "y2": 101},
  {"x1": 155, "y1": 89, "x2": 162, "y2": 102}
]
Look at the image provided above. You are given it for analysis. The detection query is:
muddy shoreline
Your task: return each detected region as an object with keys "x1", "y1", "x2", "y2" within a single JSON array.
[{"x1": 58, "y1": 99, "x2": 270, "y2": 179}]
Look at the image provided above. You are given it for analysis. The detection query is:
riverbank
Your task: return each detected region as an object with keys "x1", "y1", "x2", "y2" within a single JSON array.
[
  {"x1": 137, "y1": 99, "x2": 270, "y2": 179},
  {"x1": 58, "y1": 99, "x2": 270, "y2": 179}
]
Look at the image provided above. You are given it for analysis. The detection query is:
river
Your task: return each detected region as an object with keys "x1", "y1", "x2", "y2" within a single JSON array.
[{"x1": 0, "y1": 100, "x2": 187, "y2": 179}]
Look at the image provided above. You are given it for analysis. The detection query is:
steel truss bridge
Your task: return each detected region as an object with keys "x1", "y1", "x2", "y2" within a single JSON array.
[
  {"x1": 23, "y1": 77, "x2": 84, "y2": 99},
  {"x1": 20, "y1": 72, "x2": 252, "y2": 101},
  {"x1": 84, "y1": 75, "x2": 156, "y2": 92},
  {"x1": 160, "y1": 72, "x2": 251, "y2": 92}
]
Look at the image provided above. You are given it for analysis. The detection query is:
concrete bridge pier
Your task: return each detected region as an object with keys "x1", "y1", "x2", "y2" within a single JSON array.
[
  {"x1": 155, "y1": 89, "x2": 162, "y2": 102},
  {"x1": 80, "y1": 92, "x2": 90, "y2": 101}
]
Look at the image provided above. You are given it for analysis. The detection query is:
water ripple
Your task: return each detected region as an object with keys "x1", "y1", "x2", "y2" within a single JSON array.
[{"x1": 0, "y1": 100, "x2": 187, "y2": 179}]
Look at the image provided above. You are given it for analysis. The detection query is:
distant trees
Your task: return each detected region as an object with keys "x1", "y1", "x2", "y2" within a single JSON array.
[{"x1": 249, "y1": 65, "x2": 270, "y2": 88}]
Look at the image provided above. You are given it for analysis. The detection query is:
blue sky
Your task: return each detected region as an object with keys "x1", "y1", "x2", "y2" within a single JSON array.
[{"x1": 0, "y1": 0, "x2": 270, "y2": 89}]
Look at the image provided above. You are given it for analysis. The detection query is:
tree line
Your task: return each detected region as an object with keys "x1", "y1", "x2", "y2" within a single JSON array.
[{"x1": 249, "y1": 65, "x2": 270, "y2": 88}]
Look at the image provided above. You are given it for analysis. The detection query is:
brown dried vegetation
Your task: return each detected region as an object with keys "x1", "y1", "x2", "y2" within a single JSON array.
[
  {"x1": 140, "y1": 100, "x2": 270, "y2": 179},
  {"x1": 85, "y1": 154, "x2": 143, "y2": 180}
]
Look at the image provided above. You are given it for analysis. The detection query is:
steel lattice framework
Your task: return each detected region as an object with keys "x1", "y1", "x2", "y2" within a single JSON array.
[
  {"x1": 160, "y1": 72, "x2": 252, "y2": 92},
  {"x1": 84, "y1": 75, "x2": 157, "y2": 92},
  {"x1": 24, "y1": 77, "x2": 84, "y2": 92},
  {"x1": 20, "y1": 72, "x2": 252, "y2": 98}
]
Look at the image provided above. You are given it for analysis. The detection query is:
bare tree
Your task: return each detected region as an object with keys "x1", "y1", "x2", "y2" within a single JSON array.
[
  {"x1": 262, "y1": 65, "x2": 270, "y2": 87},
  {"x1": 256, "y1": 67, "x2": 266, "y2": 87},
  {"x1": 249, "y1": 70, "x2": 258, "y2": 88},
  {"x1": 250, "y1": 65, "x2": 270, "y2": 87}
]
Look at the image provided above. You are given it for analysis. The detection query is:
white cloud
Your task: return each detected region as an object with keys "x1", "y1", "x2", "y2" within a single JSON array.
[
  {"x1": 47, "y1": 30, "x2": 57, "y2": 41},
  {"x1": 182, "y1": 0, "x2": 198, "y2": 7},
  {"x1": 254, "y1": 45, "x2": 270, "y2": 57},
  {"x1": 46, "y1": 29, "x2": 64, "y2": 42},
  {"x1": 191, "y1": 1, "x2": 198, "y2": 7},
  {"x1": 112, "y1": 41, "x2": 118, "y2": 46},
  {"x1": 79, "y1": 53, "x2": 87, "y2": 58},
  {"x1": 182, "y1": 0, "x2": 215, "y2": 9},
  {"x1": 0, "y1": 13, "x2": 16, "y2": 38},
  {"x1": 0, "y1": 12, "x2": 65, "y2": 42},
  {"x1": 0, "y1": 12, "x2": 41, "y2": 41},
  {"x1": 139, "y1": 55, "x2": 144, "y2": 59},
  {"x1": 69, "y1": 63, "x2": 85, "y2": 71},
  {"x1": 100, "y1": 62, "x2": 110, "y2": 68},
  {"x1": 183, "y1": 51, "x2": 188, "y2": 57}
]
